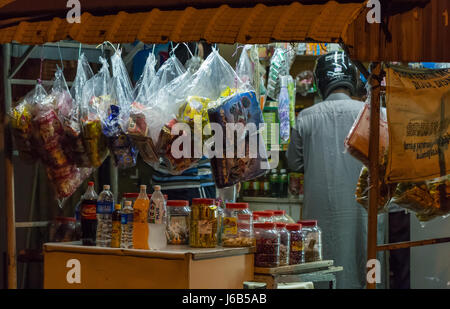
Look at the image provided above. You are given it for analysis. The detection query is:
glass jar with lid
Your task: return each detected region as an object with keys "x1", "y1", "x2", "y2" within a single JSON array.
[
  {"x1": 299, "y1": 220, "x2": 322, "y2": 262},
  {"x1": 190, "y1": 198, "x2": 218, "y2": 248},
  {"x1": 275, "y1": 223, "x2": 290, "y2": 266},
  {"x1": 166, "y1": 200, "x2": 190, "y2": 245},
  {"x1": 253, "y1": 211, "x2": 274, "y2": 223},
  {"x1": 286, "y1": 223, "x2": 304, "y2": 265},
  {"x1": 272, "y1": 210, "x2": 291, "y2": 223},
  {"x1": 222, "y1": 203, "x2": 254, "y2": 247},
  {"x1": 254, "y1": 222, "x2": 280, "y2": 268}
]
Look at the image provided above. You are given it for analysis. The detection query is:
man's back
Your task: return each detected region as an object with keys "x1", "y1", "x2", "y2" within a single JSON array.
[{"x1": 288, "y1": 93, "x2": 370, "y2": 288}]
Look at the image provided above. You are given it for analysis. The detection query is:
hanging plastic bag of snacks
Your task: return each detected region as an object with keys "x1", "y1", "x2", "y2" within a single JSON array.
[
  {"x1": 103, "y1": 50, "x2": 138, "y2": 169},
  {"x1": 80, "y1": 57, "x2": 110, "y2": 168},
  {"x1": 128, "y1": 53, "x2": 160, "y2": 166},
  {"x1": 10, "y1": 83, "x2": 47, "y2": 163},
  {"x1": 62, "y1": 53, "x2": 94, "y2": 167},
  {"x1": 391, "y1": 175, "x2": 449, "y2": 222}
]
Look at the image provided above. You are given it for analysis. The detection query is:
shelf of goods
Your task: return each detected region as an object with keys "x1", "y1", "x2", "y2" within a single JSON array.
[
  {"x1": 241, "y1": 196, "x2": 304, "y2": 222},
  {"x1": 43, "y1": 242, "x2": 255, "y2": 289}
]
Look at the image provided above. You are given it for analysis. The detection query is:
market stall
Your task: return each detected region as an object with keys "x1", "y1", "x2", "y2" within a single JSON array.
[{"x1": 0, "y1": 0, "x2": 449, "y2": 290}]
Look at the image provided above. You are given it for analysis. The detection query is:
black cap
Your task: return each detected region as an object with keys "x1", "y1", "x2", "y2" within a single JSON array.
[{"x1": 314, "y1": 51, "x2": 357, "y2": 100}]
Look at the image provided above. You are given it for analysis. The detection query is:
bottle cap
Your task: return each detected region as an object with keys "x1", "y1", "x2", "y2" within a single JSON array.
[
  {"x1": 88, "y1": 181, "x2": 94, "y2": 186},
  {"x1": 124, "y1": 201, "x2": 132, "y2": 206},
  {"x1": 254, "y1": 222, "x2": 275, "y2": 229},
  {"x1": 273, "y1": 210, "x2": 286, "y2": 215},
  {"x1": 103, "y1": 184, "x2": 110, "y2": 190},
  {"x1": 114, "y1": 204, "x2": 121, "y2": 210},
  {"x1": 226, "y1": 202, "x2": 249, "y2": 209},
  {"x1": 298, "y1": 220, "x2": 317, "y2": 227},
  {"x1": 275, "y1": 222, "x2": 287, "y2": 229},
  {"x1": 140, "y1": 185, "x2": 147, "y2": 190},
  {"x1": 253, "y1": 211, "x2": 274, "y2": 217},
  {"x1": 286, "y1": 223, "x2": 302, "y2": 231},
  {"x1": 167, "y1": 200, "x2": 189, "y2": 207},
  {"x1": 192, "y1": 198, "x2": 216, "y2": 205},
  {"x1": 154, "y1": 185, "x2": 161, "y2": 191}
]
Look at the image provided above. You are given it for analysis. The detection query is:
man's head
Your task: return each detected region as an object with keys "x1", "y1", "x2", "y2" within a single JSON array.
[{"x1": 314, "y1": 51, "x2": 358, "y2": 100}]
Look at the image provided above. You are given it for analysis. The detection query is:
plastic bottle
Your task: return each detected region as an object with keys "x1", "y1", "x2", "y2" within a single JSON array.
[
  {"x1": 148, "y1": 185, "x2": 168, "y2": 250},
  {"x1": 80, "y1": 182, "x2": 98, "y2": 246},
  {"x1": 111, "y1": 204, "x2": 121, "y2": 248},
  {"x1": 96, "y1": 184, "x2": 114, "y2": 247},
  {"x1": 278, "y1": 76, "x2": 290, "y2": 142},
  {"x1": 120, "y1": 201, "x2": 134, "y2": 249},
  {"x1": 280, "y1": 169, "x2": 288, "y2": 198},
  {"x1": 133, "y1": 185, "x2": 150, "y2": 249}
]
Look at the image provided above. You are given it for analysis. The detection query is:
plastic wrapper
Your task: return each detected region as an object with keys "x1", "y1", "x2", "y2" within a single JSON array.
[
  {"x1": 80, "y1": 57, "x2": 110, "y2": 168},
  {"x1": 208, "y1": 91, "x2": 269, "y2": 188},
  {"x1": 103, "y1": 50, "x2": 139, "y2": 169},
  {"x1": 62, "y1": 53, "x2": 93, "y2": 167},
  {"x1": 345, "y1": 103, "x2": 389, "y2": 166},
  {"x1": 185, "y1": 55, "x2": 204, "y2": 74},
  {"x1": 267, "y1": 48, "x2": 289, "y2": 100},
  {"x1": 236, "y1": 45, "x2": 255, "y2": 89},
  {"x1": 392, "y1": 176, "x2": 449, "y2": 222},
  {"x1": 10, "y1": 84, "x2": 47, "y2": 163},
  {"x1": 129, "y1": 53, "x2": 160, "y2": 166}
]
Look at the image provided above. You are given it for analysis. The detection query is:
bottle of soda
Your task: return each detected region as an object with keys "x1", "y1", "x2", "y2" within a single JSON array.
[
  {"x1": 120, "y1": 201, "x2": 134, "y2": 249},
  {"x1": 270, "y1": 169, "x2": 280, "y2": 198},
  {"x1": 96, "y1": 184, "x2": 114, "y2": 247},
  {"x1": 111, "y1": 204, "x2": 122, "y2": 248},
  {"x1": 280, "y1": 169, "x2": 289, "y2": 198},
  {"x1": 80, "y1": 182, "x2": 98, "y2": 246},
  {"x1": 133, "y1": 185, "x2": 150, "y2": 249},
  {"x1": 148, "y1": 185, "x2": 167, "y2": 250}
]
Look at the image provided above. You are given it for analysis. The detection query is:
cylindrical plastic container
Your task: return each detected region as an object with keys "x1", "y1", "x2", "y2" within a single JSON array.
[
  {"x1": 275, "y1": 223, "x2": 290, "y2": 266},
  {"x1": 254, "y1": 222, "x2": 280, "y2": 268},
  {"x1": 166, "y1": 200, "x2": 190, "y2": 245},
  {"x1": 253, "y1": 211, "x2": 274, "y2": 223},
  {"x1": 272, "y1": 210, "x2": 291, "y2": 223},
  {"x1": 222, "y1": 203, "x2": 254, "y2": 247},
  {"x1": 286, "y1": 223, "x2": 304, "y2": 265},
  {"x1": 299, "y1": 220, "x2": 323, "y2": 262},
  {"x1": 190, "y1": 198, "x2": 218, "y2": 248}
]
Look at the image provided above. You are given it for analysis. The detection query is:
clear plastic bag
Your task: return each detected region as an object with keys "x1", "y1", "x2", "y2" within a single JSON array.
[
  {"x1": 128, "y1": 53, "x2": 160, "y2": 166},
  {"x1": 345, "y1": 102, "x2": 389, "y2": 166},
  {"x1": 63, "y1": 53, "x2": 93, "y2": 167},
  {"x1": 80, "y1": 57, "x2": 110, "y2": 168},
  {"x1": 236, "y1": 45, "x2": 255, "y2": 89},
  {"x1": 105, "y1": 50, "x2": 139, "y2": 169},
  {"x1": 392, "y1": 175, "x2": 449, "y2": 222},
  {"x1": 10, "y1": 83, "x2": 47, "y2": 163}
]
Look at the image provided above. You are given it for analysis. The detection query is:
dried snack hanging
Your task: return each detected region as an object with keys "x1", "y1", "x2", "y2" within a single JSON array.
[{"x1": 80, "y1": 56, "x2": 110, "y2": 168}]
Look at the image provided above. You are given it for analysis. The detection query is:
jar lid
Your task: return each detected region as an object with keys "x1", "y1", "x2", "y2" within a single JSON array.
[
  {"x1": 226, "y1": 202, "x2": 248, "y2": 209},
  {"x1": 275, "y1": 222, "x2": 287, "y2": 229},
  {"x1": 192, "y1": 198, "x2": 215, "y2": 205},
  {"x1": 253, "y1": 211, "x2": 274, "y2": 217},
  {"x1": 298, "y1": 220, "x2": 317, "y2": 227},
  {"x1": 272, "y1": 210, "x2": 286, "y2": 215},
  {"x1": 254, "y1": 222, "x2": 275, "y2": 229},
  {"x1": 167, "y1": 200, "x2": 189, "y2": 207},
  {"x1": 286, "y1": 223, "x2": 302, "y2": 231},
  {"x1": 123, "y1": 193, "x2": 139, "y2": 198},
  {"x1": 88, "y1": 181, "x2": 94, "y2": 186}
]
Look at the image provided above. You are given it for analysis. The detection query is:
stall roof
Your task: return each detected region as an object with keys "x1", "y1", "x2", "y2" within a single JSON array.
[{"x1": 0, "y1": 0, "x2": 367, "y2": 44}]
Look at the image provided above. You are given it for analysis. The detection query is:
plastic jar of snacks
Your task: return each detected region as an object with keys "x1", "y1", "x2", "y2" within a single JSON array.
[
  {"x1": 272, "y1": 210, "x2": 291, "y2": 223},
  {"x1": 286, "y1": 223, "x2": 304, "y2": 265},
  {"x1": 166, "y1": 200, "x2": 190, "y2": 245},
  {"x1": 222, "y1": 203, "x2": 254, "y2": 247},
  {"x1": 190, "y1": 198, "x2": 218, "y2": 248},
  {"x1": 275, "y1": 223, "x2": 290, "y2": 266},
  {"x1": 299, "y1": 220, "x2": 323, "y2": 262},
  {"x1": 254, "y1": 222, "x2": 280, "y2": 268},
  {"x1": 253, "y1": 211, "x2": 274, "y2": 223}
]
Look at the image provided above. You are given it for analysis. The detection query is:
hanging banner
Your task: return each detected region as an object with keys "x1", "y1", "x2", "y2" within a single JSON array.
[{"x1": 385, "y1": 66, "x2": 450, "y2": 183}]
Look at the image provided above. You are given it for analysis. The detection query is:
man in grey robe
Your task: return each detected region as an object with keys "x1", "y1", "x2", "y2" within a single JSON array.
[{"x1": 287, "y1": 51, "x2": 386, "y2": 289}]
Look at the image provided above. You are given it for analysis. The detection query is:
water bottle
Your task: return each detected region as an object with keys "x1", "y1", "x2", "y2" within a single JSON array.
[
  {"x1": 148, "y1": 185, "x2": 167, "y2": 250},
  {"x1": 96, "y1": 184, "x2": 114, "y2": 247},
  {"x1": 120, "y1": 201, "x2": 134, "y2": 249},
  {"x1": 279, "y1": 75, "x2": 290, "y2": 142}
]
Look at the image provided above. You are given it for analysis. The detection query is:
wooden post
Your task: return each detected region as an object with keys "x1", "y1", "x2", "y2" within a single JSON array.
[
  {"x1": 1, "y1": 43, "x2": 17, "y2": 289},
  {"x1": 367, "y1": 62, "x2": 381, "y2": 289}
]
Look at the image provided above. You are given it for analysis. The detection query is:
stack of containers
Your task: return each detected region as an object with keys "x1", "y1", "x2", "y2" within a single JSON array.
[{"x1": 222, "y1": 202, "x2": 254, "y2": 247}]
